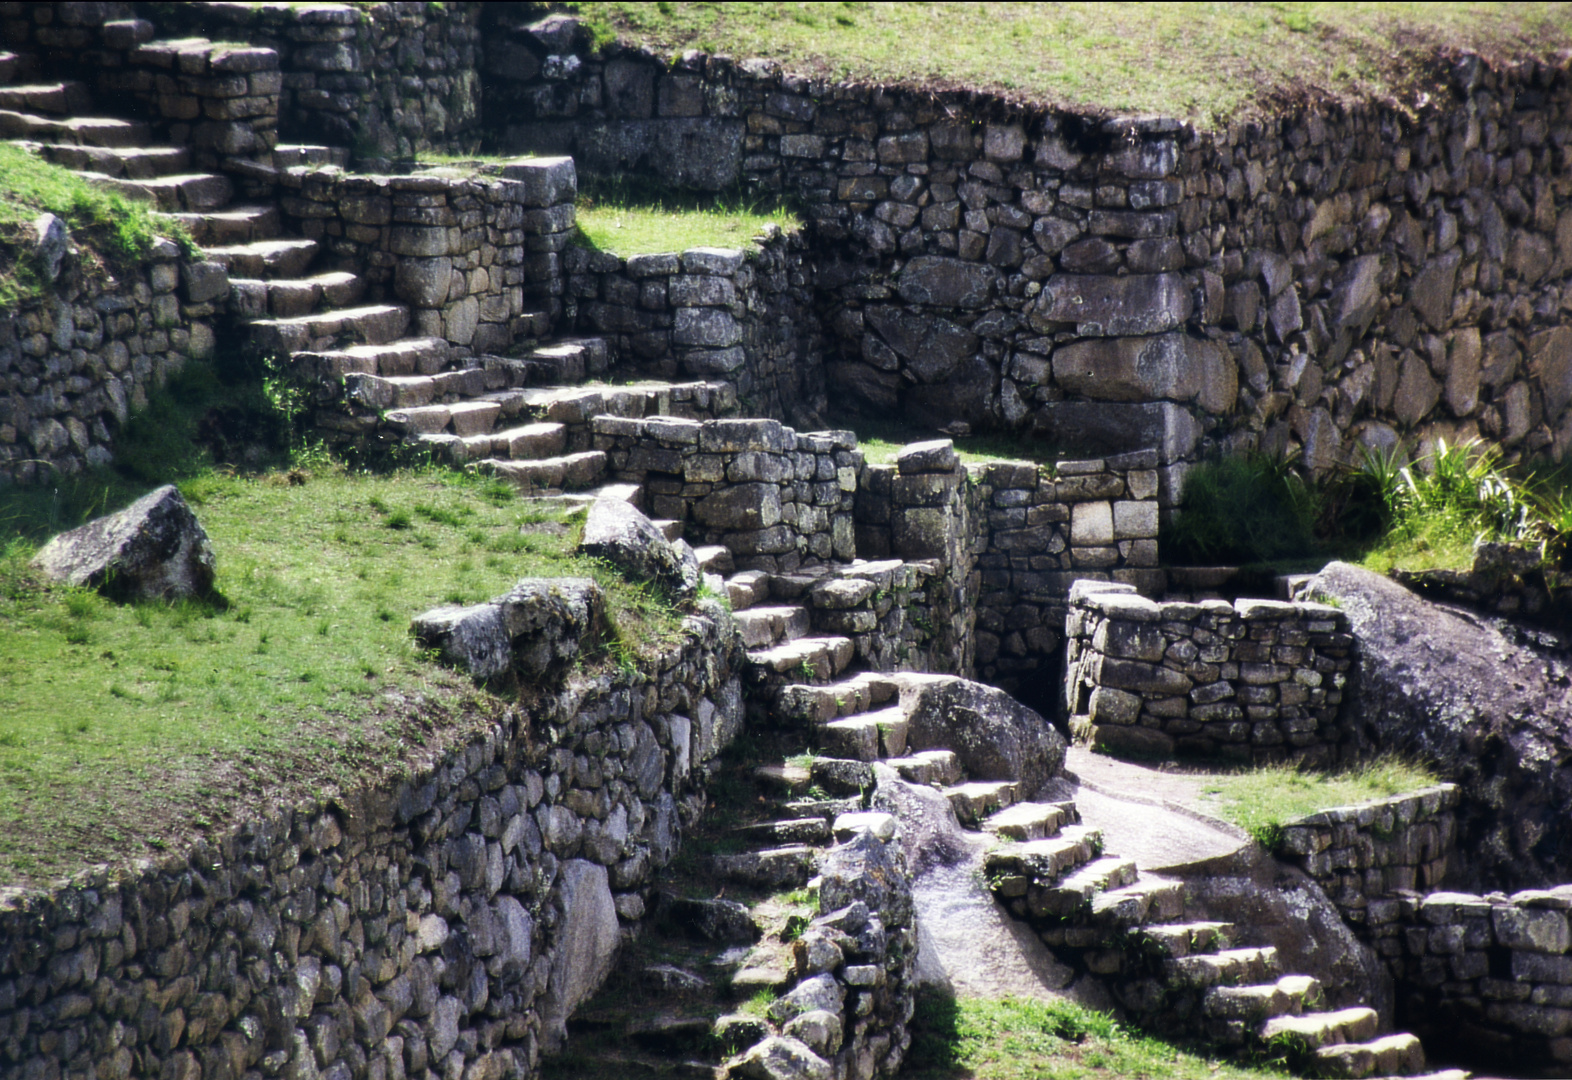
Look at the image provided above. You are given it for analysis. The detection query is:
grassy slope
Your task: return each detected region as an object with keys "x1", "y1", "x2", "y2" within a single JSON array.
[
  {"x1": 570, "y1": 3, "x2": 1572, "y2": 127},
  {"x1": 0, "y1": 143, "x2": 192, "y2": 307},
  {"x1": 0, "y1": 467, "x2": 687, "y2": 888},
  {"x1": 1198, "y1": 756, "x2": 1440, "y2": 848}
]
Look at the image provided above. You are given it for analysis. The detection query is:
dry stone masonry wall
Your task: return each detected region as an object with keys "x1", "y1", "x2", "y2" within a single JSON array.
[
  {"x1": 1064, "y1": 580, "x2": 1356, "y2": 763},
  {"x1": 1391, "y1": 885, "x2": 1572, "y2": 1073},
  {"x1": 0, "y1": 590, "x2": 747, "y2": 1080},
  {"x1": 564, "y1": 230, "x2": 828, "y2": 430},
  {"x1": 485, "y1": 27, "x2": 1572, "y2": 478}
]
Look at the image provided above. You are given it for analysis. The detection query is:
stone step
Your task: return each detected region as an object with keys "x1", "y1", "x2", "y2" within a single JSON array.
[
  {"x1": 230, "y1": 271, "x2": 365, "y2": 320},
  {"x1": 886, "y1": 749, "x2": 963, "y2": 787},
  {"x1": 732, "y1": 818, "x2": 831, "y2": 845},
  {"x1": 1312, "y1": 1033, "x2": 1425, "y2": 1079},
  {"x1": 493, "y1": 422, "x2": 568, "y2": 461},
  {"x1": 833, "y1": 810, "x2": 897, "y2": 842},
  {"x1": 205, "y1": 238, "x2": 319, "y2": 279},
  {"x1": 273, "y1": 143, "x2": 350, "y2": 170},
  {"x1": 249, "y1": 303, "x2": 409, "y2": 354},
  {"x1": 747, "y1": 636, "x2": 855, "y2": 681},
  {"x1": 1201, "y1": 974, "x2": 1321, "y2": 1030},
  {"x1": 84, "y1": 170, "x2": 234, "y2": 212},
  {"x1": 808, "y1": 756, "x2": 873, "y2": 796},
  {"x1": 1134, "y1": 921, "x2": 1234, "y2": 959},
  {"x1": 815, "y1": 705, "x2": 907, "y2": 762},
  {"x1": 694, "y1": 545, "x2": 733, "y2": 576},
  {"x1": 29, "y1": 142, "x2": 191, "y2": 179},
  {"x1": 156, "y1": 202, "x2": 279, "y2": 245},
  {"x1": 0, "y1": 81, "x2": 92, "y2": 116},
  {"x1": 1166, "y1": 946, "x2": 1280, "y2": 990},
  {"x1": 774, "y1": 670, "x2": 901, "y2": 725},
  {"x1": 710, "y1": 845, "x2": 817, "y2": 890},
  {"x1": 1260, "y1": 1006, "x2": 1379, "y2": 1052},
  {"x1": 0, "y1": 53, "x2": 18, "y2": 86},
  {"x1": 1089, "y1": 876, "x2": 1185, "y2": 930},
  {"x1": 779, "y1": 795, "x2": 862, "y2": 820},
  {"x1": 478, "y1": 452, "x2": 608, "y2": 493},
  {"x1": 982, "y1": 800, "x2": 1080, "y2": 842},
  {"x1": 530, "y1": 338, "x2": 611, "y2": 382},
  {"x1": 130, "y1": 36, "x2": 278, "y2": 70},
  {"x1": 725, "y1": 569, "x2": 771, "y2": 611},
  {"x1": 292, "y1": 336, "x2": 451, "y2": 380},
  {"x1": 752, "y1": 763, "x2": 810, "y2": 796},
  {"x1": 944, "y1": 780, "x2": 1022, "y2": 825},
  {"x1": 734, "y1": 604, "x2": 811, "y2": 650},
  {"x1": 0, "y1": 111, "x2": 151, "y2": 147},
  {"x1": 348, "y1": 371, "x2": 523, "y2": 418},
  {"x1": 984, "y1": 828, "x2": 1107, "y2": 900},
  {"x1": 650, "y1": 519, "x2": 684, "y2": 543}
]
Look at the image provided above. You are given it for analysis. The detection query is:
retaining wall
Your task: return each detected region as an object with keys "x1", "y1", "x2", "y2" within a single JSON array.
[
  {"x1": 483, "y1": 22, "x2": 1572, "y2": 478},
  {"x1": 1064, "y1": 581, "x2": 1355, "y2": 763},
  {"x1": 0, "y1": 590, "x2": 746, "y2": 1080},
  {"x1": 0, "y1": 237, "x2": 227, "y2": 485},
  {"x1": 564, "y1": 230, "x2": 828, "y2": 430}
]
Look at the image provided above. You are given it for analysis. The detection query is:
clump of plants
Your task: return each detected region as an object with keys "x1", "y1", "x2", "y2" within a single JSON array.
[{"x1": 1164, "y1": 453, "x2": 1319, "y2": 565}]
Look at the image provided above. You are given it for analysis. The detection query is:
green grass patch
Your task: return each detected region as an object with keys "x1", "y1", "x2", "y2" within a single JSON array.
[
  {"x1": 0, "y1": 143, "x2": 196, "y2": 307},
  {"x1": 0, "y1": 465, "x2": 688, "y2": 888},
  {"x1": 1166, "y1": 454, "x2": 1319, "y2": 566},
  {"x1": 843, "y1": 415, "x2": 1073, "y2": 468},
  {"x1": 1199, "y1": 756, "x2": 1440, "y2": 851},
  {"x1": 568, "y1": 2, "x2": 1572, "y2": 128},
  {"x1": 904, "y1": 990, "x2": 1289, "y2": 1079},
  {"x1": 573, "y1": 175, "x2": 800, "y2": 257}
]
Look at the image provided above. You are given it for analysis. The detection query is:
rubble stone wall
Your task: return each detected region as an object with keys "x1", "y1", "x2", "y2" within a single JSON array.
[
  {"x1": 0, "y1": 601, "x2": 748, "y2": 1080},
  {"x1": 1064, "y1": 580, "x2": 1356, "y2": 763},
  {"x1": 0, "y1": 238, "x2": 227, "y2": 485},
  {"x1": 565, "y1": 230, "x2": 828, "y2": 430},
  {"x1": 484, "y1": 29, "x2": 1572, "y2": 475}
]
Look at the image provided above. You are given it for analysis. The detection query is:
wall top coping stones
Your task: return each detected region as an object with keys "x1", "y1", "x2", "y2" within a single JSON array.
[
  {"x1": 896, "y1": 439, "x2": 959, "y2": 474},
  {"x1": 1075, "y1": 587, "x2": 1347, "y2": 627},
  {"x1": 1420, "y1": 886, "x2": 1572, "y2": 916},
  {"x1": 1283, "y1": 783, "x2": 1460, "y2": 829}
]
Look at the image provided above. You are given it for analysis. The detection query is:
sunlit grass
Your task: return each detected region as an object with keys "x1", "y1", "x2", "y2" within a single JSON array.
[
  {"x1": 574, "y1": 180, "x2": 800, "y2": 257},
  {"x1": 569, "y1": 2, "x2": 1572, "y2": 128}
]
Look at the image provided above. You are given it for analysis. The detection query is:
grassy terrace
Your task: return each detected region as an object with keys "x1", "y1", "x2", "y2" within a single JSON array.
[
  {"x1": 0, "y1": 143, "x2": 193, "y2": 307},
  {"x1": 570, "y1": 2, "x2": 1572, "y2": 127},
  {"x1": 1198, "y1": 756, "x2": 1440, "y2": 850},
  {"x1": 0, "y1": 467, "x2": 688, "y2": 888},
  {"x1": 574, "y1": 177, "x2": 800, "y2": 256}
]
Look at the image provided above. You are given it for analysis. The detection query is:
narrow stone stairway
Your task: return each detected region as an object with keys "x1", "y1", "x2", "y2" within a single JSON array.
[{"x1": 982, "y1": 834, "x2": 1461, "y2": 1079}]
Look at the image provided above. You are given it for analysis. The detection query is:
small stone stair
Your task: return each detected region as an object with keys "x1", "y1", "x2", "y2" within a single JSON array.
[{"x1": 981, "y1": 831, "x2": 1444, "y2": 1079}]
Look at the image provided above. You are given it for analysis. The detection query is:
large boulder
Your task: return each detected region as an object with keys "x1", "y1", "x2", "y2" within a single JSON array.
[
  {"x1": 411, "y1": 577, "x2": 605, "y2": 684},
  {"x1": 32, "y1": 484, "x2": 216, "y2": 601},
  {"x1": 897, "y1": 674, "x2": 1067, "y2": 796},
  {"x1": 578, "y1": 496, "x2": 699, "y2": 599},
  {"x1": 541, "y1": 860, "x2": 621, "y2": 1052},
  {"x1": 1307, "y1": 561, "x2": 1572, "y2": 889}
]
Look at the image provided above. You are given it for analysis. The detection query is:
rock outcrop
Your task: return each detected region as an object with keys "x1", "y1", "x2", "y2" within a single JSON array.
[
  {"x1": 578, "y1": 496, "x2": 700, "y2": 600},
  {"x1": 898, "y1": 673, "x2": 1067, "y2": 797},
  {"x1": 31, "y1": 484, "x2": 216, "y2": 601},
  {"x1": 1308, "y1": 560, "x2": 1572, "y2": 889}
]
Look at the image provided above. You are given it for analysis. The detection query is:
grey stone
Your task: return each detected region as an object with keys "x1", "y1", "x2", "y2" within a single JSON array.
[
  {"x1": 496, "y1": 155, "x2": 577, "y2": 207},
  {"x1": 783, "y1": 1010, "x2": 843, "y2": 1057},
  {"x1": 34, "y1": 212, "x2": 69, "y2": 281},
  {"x1": 1393, "y1": 351, "x2": 1441, "y2": 427},
  {"x1": 663, "y1": 895, "x2": 758, "y2": 943},
  {"x1": 694, "y1": 483, "x2": 782, "y2": 530},
  {"x1": 33, "y1": 484, "x2": 215, "y2": 601},
  {"x1": 1032, "y1": 401, "x2": 1200, "y2": 464},
  {"x1": 900, "y1": 674, "x2": 1067, "y2": 795},
  {"x1": 1530, "y1": 326, "x2": 1572, "y2": 419},
  {"x1": 896, "y1": 439, "x2": 960, "y2": 474},
  {"x1": 541, "y1": 860, "x2": 620, "y2": 1051},
  {"x1": 1035, "y1": 273, "x2": 1191, "y2": 336},
  {"x1": 579, "y1": 496, "x2": 699, "y2": 599},
  {"x1": 1409, "y1": 251, "x2": 1461, "y2": 331},
  {"x1": 181, "y1": 260, "x2": 229, "y2": 304},
  {"x1": 768, "y1": 974, "x2": 844, "y2": 1024},
  {"x1": 897, "y1": 256, "x2": 999, "y2": 308},
  {"x1": 410, "y1": 602, "x2": 511, "y2": 682},
  {"x1": 394, "y1": 256, "x2": 453, "y2": 307},
  {"x1": 1052, "y1": 332, "x2": 1221, "y2": 403},
  {"x1": 728, "y1": 1036, "x2": 832, "y2": 1080},
  {"x1": 865, "y1": 305, "x2": 978, "y2": 382}
]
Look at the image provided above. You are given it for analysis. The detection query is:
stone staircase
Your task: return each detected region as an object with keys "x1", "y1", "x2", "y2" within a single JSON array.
[{"x1": 983, "y1": 836, "x2": 1459, "y2": 1079}]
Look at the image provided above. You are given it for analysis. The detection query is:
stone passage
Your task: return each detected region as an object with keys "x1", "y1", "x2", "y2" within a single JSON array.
[{"x1": 1065, "y1": 580, "x2": 1355, "y2": 763}]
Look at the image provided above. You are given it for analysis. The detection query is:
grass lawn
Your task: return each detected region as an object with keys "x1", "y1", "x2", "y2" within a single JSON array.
[
  {"x1": 0, "y1": 465, "x2": 688, "y2": 889},
  {"x1": 904, "y1": 991, "x2": 1289, "y2": 1080},
  {"x1": 574, "y1": 176, "x2": 800, "y2": 257},
  {"x1": 1198, "y1": 756, "x2": 1440, "y2": 850},
  {"x1": 569, "y1": 2, "x2": 1572, "y2": 127}
]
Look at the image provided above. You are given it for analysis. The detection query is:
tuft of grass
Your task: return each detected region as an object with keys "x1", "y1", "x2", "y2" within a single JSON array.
[
  {"x1": 1166, "y1": 454, "x2": 1319, "y2": 566},
  {"x1": 573, "y1": 175, "x2": 800, "y2": 257},
  {"x1": 0, "y1": 465, "x2": 690, "y2": 888},
  {"x1": 0, "y1": 143, "x2": 196, "y2": 306},
  {"x1": 843, "y1": 415, "x2": 1071, "y2": 468},
  {"x1": 903, "y1": 990, "x2": 1290, "y2": 1080},
  {"x1": 566, "y1": 2, "x2": 1572, "y2": 129},
  {"x1": 1199, "y1": 755, "x2": 1440, "y2": 851}
]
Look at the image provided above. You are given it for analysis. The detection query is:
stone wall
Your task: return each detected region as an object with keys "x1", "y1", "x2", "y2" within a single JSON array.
[
  {"x1": 0, "y1": 586, "x2": 747, "y2": 1080},
  {"x1": 0, "y1": 234, "x2": 227, "y2": 485},
  {"x1": 1064, "y1": 581, "x2": 1355, "y2": 763},
  {"x1": 150, "y1": 1, "x2": 484, "y2": 163},
  {"x1": 1390, "y1": 885, "x2": 1572, "y2": 1073},
  {"x1": 1278, "y1": 785, "x2": 1460, "y2": 935},
  {"x1": 593, "y1": 416, "x2": 861, "y2": 572},
  {"x1": 1389, "y1": 541, "x2": 1572, "y2": 635},
  {"x1": 565, "y1": 229, "x2": 828, "y2": 430},
  {"x1": 483, "y1": 26, "x2": 1572, "y2": 477},
  {"x1": 273, "y1": 157, "x2": 576, "y2": 351}
]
